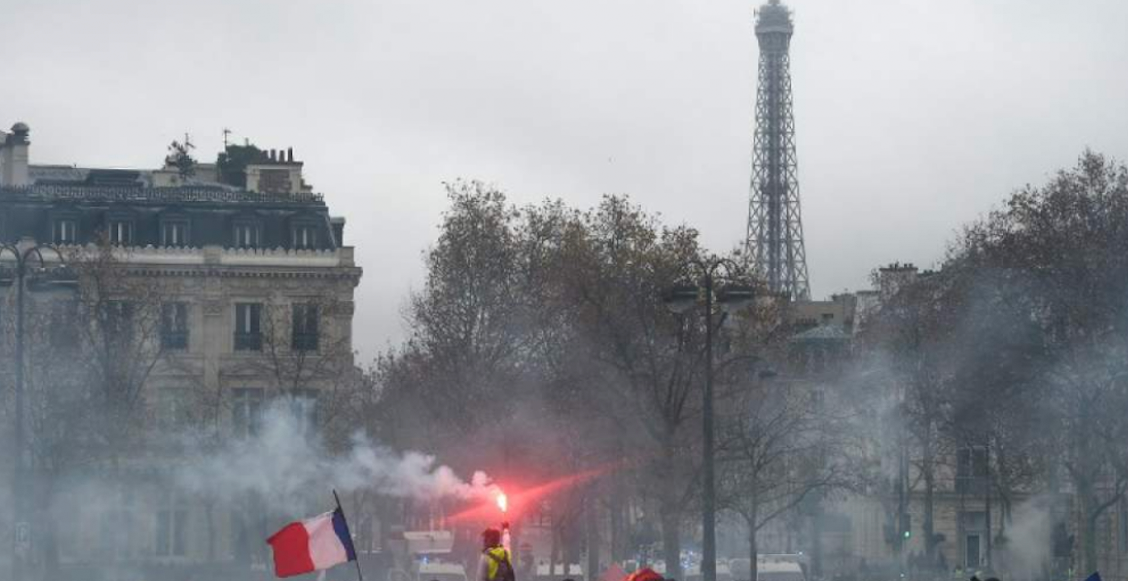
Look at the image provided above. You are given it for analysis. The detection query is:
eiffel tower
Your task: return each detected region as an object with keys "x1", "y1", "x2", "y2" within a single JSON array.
[{"x1": 746, "y1": 0, "x2": 811, "y2": 300}]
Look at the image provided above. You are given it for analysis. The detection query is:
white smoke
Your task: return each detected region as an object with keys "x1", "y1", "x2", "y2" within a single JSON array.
[
  {"x1": 174, "y1": 404, "x2": 499, "y2": 510},
  {"x1": 994, "y1": 496, "x2": 1054, "y2": 581}
]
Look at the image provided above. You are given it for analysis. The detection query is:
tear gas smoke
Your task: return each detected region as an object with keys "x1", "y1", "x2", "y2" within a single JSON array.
[
  {"x1": 174, "y1": 403, "x2": 499, "y2": 511},
  {"x1": 993, "y1": 496, "x2": 1055, "y2": 581}
]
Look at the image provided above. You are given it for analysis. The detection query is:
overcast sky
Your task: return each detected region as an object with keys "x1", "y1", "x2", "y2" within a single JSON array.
[{"x1": 3, "y1": 0, "x2": 1127, "y2": 359}]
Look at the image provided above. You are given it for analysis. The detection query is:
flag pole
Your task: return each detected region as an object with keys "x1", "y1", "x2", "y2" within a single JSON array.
[{"x1": 333, "y1": 489, "x2": 365, "y2": 581}]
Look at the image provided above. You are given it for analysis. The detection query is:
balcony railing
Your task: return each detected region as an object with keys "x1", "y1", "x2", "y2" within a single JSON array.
[{"x1": 0, "y1": 184, "x2": 324, "y2": 204}]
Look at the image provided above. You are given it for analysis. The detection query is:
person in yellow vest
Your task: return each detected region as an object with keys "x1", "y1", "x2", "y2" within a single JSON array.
[{"x1": 477, "y1": 528, "x2": 516, "y2": 581}]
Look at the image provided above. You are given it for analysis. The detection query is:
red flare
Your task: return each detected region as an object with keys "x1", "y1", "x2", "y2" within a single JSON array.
[{"x1": 447, "y1": 462, "x2": 621, "y2": 525}]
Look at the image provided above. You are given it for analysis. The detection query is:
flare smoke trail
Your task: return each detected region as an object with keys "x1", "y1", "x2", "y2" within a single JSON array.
[{"x1": 173, "y1": 404, "x2": 499, "y2": 510}]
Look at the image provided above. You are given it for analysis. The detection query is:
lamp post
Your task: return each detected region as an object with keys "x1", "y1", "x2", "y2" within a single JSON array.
[
  {"x1": 664, "y1": 257, "x2": 753, "y2": 581},
  {"x1": 1, "y1": 239, "x2": 63, "y2": 581}
]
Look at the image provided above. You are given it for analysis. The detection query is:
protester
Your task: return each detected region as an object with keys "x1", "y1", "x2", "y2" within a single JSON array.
[{"x1": 478, "y1": 528, "x2": 516, "y2": 581}]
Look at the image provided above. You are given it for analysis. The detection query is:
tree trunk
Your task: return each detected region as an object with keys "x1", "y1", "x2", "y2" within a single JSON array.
[
  {"x1": 1076, "y1": 482, "x2": 1098, "y2": 577},
  {"x1": 611, "y1": 476, "x2": 626, "y2": 563},
  {"x1": 924, "y1": 470, "x2": 935, "y2": 566},
  {"x1": 662, "y1": 506, "x2": 683, "y2": 581},
  {"x1": 206, "y1": 501, "x2": 216, "y2": 562},
  {"x1": 42, "y1": 503, "x2": 60, "y2": 581},
  {"x1": 812, "y1": 513, "x2": 823, "y2": 580},
  {"x1": 922, "y1": 428, "x2": 936, "y2": 568},
  {"x1": 748, "y1": 517, "x2": 759, "y2": 581},
  {"x1": 586, "y1": 490, "x2": 600, "y2": 581},
  {"x1": 1084, "y1": 512, "x2": 1099, "y2": 577},
  {"x1": 551, "y1": 526, "x2": 560, "y2": 576},
  {"x1": 610, "y1": 498, "x2": 623, "y2": 564},
  {"x1": 659, "y1": 439, "x2": 683, "y2": 581},
  {"x1": 565, "y1": 516, "x2": 581, "y2": 575},
  {"x1": 984, "y1": 456, "x2": 992, "y2": 569}
]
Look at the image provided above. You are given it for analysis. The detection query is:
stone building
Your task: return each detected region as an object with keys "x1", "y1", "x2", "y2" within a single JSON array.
[
  {"x1": 782, "y1": 264, "x2": 1080, "y2": 581},
  {"x1": 0, "y1": 122, "x2": 362, "y2": 579}
]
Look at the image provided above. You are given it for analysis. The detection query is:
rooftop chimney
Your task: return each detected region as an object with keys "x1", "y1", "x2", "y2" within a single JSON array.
[
  {"x1": 331, "y1": 217, "x2": 346, "y2": 246},
  {"x1": 878, "y1": 262, "x2": 918, "y2": 300},
  {"x1": 0, "y1": 122, "x2": 31, "y2": 187}
]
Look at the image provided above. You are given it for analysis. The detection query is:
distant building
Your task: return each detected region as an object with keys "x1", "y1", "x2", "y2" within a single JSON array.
[
  {"x1": 0, "y1": 122, "x2": 362, "y2": 577},
  {"x1": 769, "y1": 264, "x2": 1082, "y2": 581}
]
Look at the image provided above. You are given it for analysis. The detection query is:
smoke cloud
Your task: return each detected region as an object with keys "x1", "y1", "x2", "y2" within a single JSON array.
[
  {"x1": 174, "y1": 403, "x2": 499, "y2": 512},
  {"x1": 994, "y1": 496, "x2": 1054, "y2": 581}
]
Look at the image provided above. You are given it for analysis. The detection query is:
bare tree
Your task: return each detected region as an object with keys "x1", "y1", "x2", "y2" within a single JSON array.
[
  {"x1": 0, "y1": 240, "x2": 171, "y2": 576},
  {"x1": 942, "y1": 151, "x2": 1128, "y2": 574},
  {"x1": 718, "y1": 373, "x2": 853, "y2": 581}
]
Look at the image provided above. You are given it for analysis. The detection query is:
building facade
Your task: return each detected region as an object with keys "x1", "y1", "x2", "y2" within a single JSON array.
[
  {"x1": 0, "y1": 122, "x2": 362, "y2": 579},
  {"x1": 779, "y1": 265, "x2": 1082, "y2": 581}
]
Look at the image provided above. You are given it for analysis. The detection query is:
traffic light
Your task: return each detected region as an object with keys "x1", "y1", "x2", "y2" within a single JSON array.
[{"x1": 900, "y1": 514, "x2": 912, "y2": 541}]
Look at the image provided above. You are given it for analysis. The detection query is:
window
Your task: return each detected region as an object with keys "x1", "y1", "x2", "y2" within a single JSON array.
[
  {"x1": 292, "y1": 224, "x2": 317, "y2": 250},
  {"x1": 53, "y1": 219, "x2": 77, "y2": 244},
  {"x1": 155, "y1": 490, "x2": 187, "y2": 557},
  {"x1": 232, "y1": 388, "x2": 264, "y2": 437},
  {"x1": 956, "y1": 446, "x2": 988, "y2": 494},
  {"x1": 161, "y1": 303, "x2": 189, "y2": 351},
  {"x1": 156, "y1": 389, "x2": 191, "y2": 429},
  {"x1": 161, "y1": 220, "x2": 189, "y2": 247},
  {"x1": 108, "y1": 220, "x2": 133, "y2": 246},
  {"x1": 965, "y1": 533, "x2": 982, "y2": 568},
  {"x1": 292, "y1": 303, "x2": 319, "y2": 351},
  {"x1": 959, "y1": 510, "x2": 986, "y2": 529},
  {"x1": 234, "y1": 303, "x2": 262, "y2": 351},
  {"x1": 233, "y1": 222, "x2": 259, "y2": 249},
  {"x1": 289, "y1": 389, "x2": 318, "y2": 436}
]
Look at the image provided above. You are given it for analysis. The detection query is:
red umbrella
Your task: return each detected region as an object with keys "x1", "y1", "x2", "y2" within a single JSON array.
[{"x1": 626, "y1": 568, "x2": 664, "y2": 581}]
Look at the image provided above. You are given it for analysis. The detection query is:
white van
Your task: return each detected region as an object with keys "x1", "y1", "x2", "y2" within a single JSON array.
[
  {"x1": 728, "y1": 558, "x2": 805, "y2": 581},
  {"x1": 756, "y1": 561, "x2": 805, "y2": 581},
  {"x1": 685, "y1": 562, "x2": 734, "y2": 581},
  {"x1": 418, "y1": 561, "x2": 470, "y2": 581}
]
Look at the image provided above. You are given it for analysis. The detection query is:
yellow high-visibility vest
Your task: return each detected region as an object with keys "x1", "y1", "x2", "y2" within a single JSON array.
[{"x1": 486, "y1": 547, "x2": 511, "y2": 580}]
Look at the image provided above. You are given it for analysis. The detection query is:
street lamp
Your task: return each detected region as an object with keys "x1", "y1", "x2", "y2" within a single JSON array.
[
  {"x1": 663, "y1": 257, "x2": 753, "y2": 581},
  {"x1": 0, "y1": 239, "x2": 64, "y2": 581}
]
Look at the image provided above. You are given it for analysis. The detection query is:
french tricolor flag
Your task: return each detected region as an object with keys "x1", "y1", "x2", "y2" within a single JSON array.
[{"x1": 267, "y1": 507, "x2": 358, "y2": 578}]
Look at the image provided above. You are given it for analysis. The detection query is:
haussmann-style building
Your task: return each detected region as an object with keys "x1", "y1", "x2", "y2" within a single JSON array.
[{"x1": 0, "y1": 121, "x2": 363, "y2": 580}]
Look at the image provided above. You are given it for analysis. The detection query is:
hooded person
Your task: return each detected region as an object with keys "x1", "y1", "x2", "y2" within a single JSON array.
[{"x1": 477, "y1": 528, "x2": 516, "y2": 581}]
